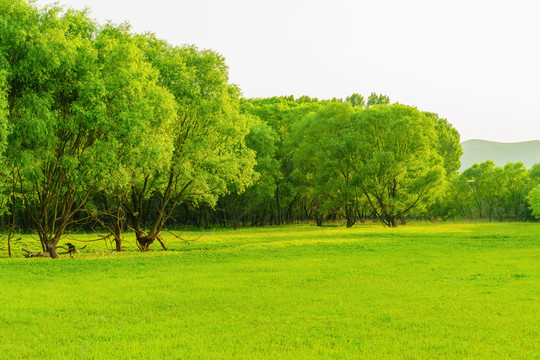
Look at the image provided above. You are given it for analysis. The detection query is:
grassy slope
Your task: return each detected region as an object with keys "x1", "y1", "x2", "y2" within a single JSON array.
[
  {"x1": 460, "y1": 139, "x2": 540, "y2": 171},
  {"x1": 0, "y1": 223, "x2": 538, "y2": 359}
]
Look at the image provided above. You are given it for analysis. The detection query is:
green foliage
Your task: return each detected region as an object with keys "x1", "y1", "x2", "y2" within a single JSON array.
[
  {"x1": 217, "y1": 117, "x2": 279, "y2": 228},
  {"x1": 3, "y1": 0, "x2": 536, "y2": 235},
  {"x1": 352, "y1": 104, "x2": 446, "y2": 226},
  {"x1": 455, "y1": 161, "x2": 534, "y2": 221},
  {"x1": 141, "y1": 37, "x2": 257, "y2": 206},
  {"x1": 529, "y1": 163, "x2": 540, "y2": 183},
  {"x1": 239, "y1": 97, "x2": 317, "y2": 225},
  {"x1": 291, "y1": 103, "x2": 360, "y2": 226},
  {"x1": 528, "y1": 184, "x2": 540, "y2": 219},
  {"x1": 345, "y1": 93, "x2": 365, "y2": 108},
  {"x1": 0, "y1": 2, "x2": 178, "y2": 253},
  {"x1": 94, "y1": 23, "x2": 176, "y2": 188},
  {"x1": 2, "y1": 2, "x2": 112, "y2": 252},
  {"x1": 366, "y1": 92, "x2": 390, "y2": 107},
  {"x1": 425, "y1": 112, "x2": 462, "y2": 175}
]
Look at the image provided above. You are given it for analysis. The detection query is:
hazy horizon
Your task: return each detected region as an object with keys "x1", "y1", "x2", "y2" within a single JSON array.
[
  {"x1": 33, "y1": 0, "x2": 540, "y2": 143},
  {"x1": 462, "y1": 139, "x2": 540, "y2": 144}
]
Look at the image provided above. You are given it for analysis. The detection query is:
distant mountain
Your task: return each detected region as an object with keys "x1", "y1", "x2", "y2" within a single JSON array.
[{"x1": 460, "y1": 139, "x2": 540, "y2": 171}]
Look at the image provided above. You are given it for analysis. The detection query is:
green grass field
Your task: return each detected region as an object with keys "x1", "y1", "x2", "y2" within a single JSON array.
[{"x1": 0, "y1": 223, "x2": 538, "y2": 359}]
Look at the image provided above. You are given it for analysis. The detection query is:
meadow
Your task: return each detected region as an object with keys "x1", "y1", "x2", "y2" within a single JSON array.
[{"x1": 0, "y1": 223, "x2": 538, "y2": 359}]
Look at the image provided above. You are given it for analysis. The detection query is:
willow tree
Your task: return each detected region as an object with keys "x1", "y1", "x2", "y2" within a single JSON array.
[
  {"x1": 240, "y1": 97, "x2": 303, "y2": 225},
  {"x1": 2, "y1": 3, "x2": 103, "y2": 257},
  {"x1": 2, "y1": 2, "x2": 175, "y2": 257},
  {"x1": 125, "y1": 36, "x2": 257, "y2": 250},
  {"x1": 84, "y1": 23, "x2": 177, "y2": 252},
  {"x1": 351, "y1": 105, "x2": 446, "y2": 227},
  {"x1": 218, "y1": 117, "x2": 278, "y2": 229},
  {"x1": 528, "y1": 185, "x2": 540, "y2": 219},
  {"x1": 290, "y1": 103, "x2": 361, "y2": 227}
]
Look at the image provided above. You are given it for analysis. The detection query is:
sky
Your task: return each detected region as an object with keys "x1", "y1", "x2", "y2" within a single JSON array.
[{"x1": 34, "y1": 0, "x2": 540, "y2": 142}]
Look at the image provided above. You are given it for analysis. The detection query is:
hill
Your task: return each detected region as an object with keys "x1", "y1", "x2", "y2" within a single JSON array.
[{"x1": 460, "y1": 139, "x2": 540, "y2": 171}]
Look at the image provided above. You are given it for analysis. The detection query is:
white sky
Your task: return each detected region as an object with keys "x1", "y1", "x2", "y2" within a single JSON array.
[{"x1": 34, "y1": 0, "x2": 540, "y2": 142}]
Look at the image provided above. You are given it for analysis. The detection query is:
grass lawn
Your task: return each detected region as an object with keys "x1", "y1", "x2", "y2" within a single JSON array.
[{"x1": 0, "y1": 223, "x2": 538, "y2": 359}]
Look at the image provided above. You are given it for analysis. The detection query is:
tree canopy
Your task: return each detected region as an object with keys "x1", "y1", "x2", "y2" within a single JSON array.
[{"x1": 1, "y1": 0, "x2": 538, "y2": 259}]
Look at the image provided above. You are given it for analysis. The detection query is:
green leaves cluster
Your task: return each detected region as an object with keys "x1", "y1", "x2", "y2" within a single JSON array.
[
  {"x1": 528, "y1": 185, "x2": 540, "y2": 219},
  {"x1": 4, "y1": 0, "x2": 534, "y2": 246},
  {"x1": 220, "y1": 95, "x2": 460, "y2": 229},
  {"x1": 0, "y1": 0, "x2": 256, "y2": 254},
  {"x1": 444, "y1": 161, "x2": 540, "y2": 221},
  {"x1": 289, "y1": 102, "x2": 457, "y2": 227}
]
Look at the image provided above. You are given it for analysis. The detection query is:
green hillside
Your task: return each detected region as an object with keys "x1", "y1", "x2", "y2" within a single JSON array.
[{"x1": 460, "y1": 139, "x2": 540, "y2": 171}]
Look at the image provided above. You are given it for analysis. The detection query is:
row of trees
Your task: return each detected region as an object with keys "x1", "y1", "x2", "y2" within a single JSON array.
[
  {"x1": 1, "y1": 1, "x2": 538, "y2": 257},
  {"x1": 211, "y1": 96, "x2": 462, "y2": 229},
  {"x1": 442, "y1": 161, "x2": 540, "y2": 222}
]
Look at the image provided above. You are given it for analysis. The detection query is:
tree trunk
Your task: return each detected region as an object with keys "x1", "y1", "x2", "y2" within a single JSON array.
[
  {"x1": 46, "y1": 243, "x2": 59, "y2": 259},
  {"x1": 136, "y1": 232, "x2": 155, "y2": 252},
  {"x1": 345, "y1": 205, "x2": 355, "y2": 228},
  {"x1": 275, "y1": 187, "x2": 281, "y2": 225},
  {"x1": 114, "y1": 229, "x2": 123, "y2": 252},
  {"x1": 7, "y1": 236, "x2": 12, "y2": 258},
  {"x1": 111, "y1": 214, "x2": 123, "y2": 251}
]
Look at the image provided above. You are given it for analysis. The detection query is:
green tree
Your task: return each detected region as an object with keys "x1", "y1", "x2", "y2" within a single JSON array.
[
  {"x1": 425, "y1": 113, "x2": 462, "y2": 175},
  {"x1": 445, "y1": 174, "x2": 475, "y2": 220},
  {"x1": 2, "y1": 3, "x2": 110, "y2": 257},
  {"x1": 501, "y1": 162, "x2": 529, "y2": 220},
  {"x1": 346, "y1": 93, "x2": 366, "y2": 108},
  {"x1": 240, "y1": 97, "x2": 305, "y2": 225},
  {"x1": 529, "y1": 163, "x2": 540, "y2": 185},
  {"x1": 125, "y1": 36, "x2": 257, "y2": 250},
  {"x1": 462, "y1": 161, "x2": 509, "y2": 221},
  {"x1": 218, "y1": 117, "x2": 278, "y2": 229},
  {"x1": 462, "y1": 161, "x2": 493, "y2": 220},
  {"x1": 291, "y1": 103, "x2": 361, "y2": 227},
  {"x1": 86, "y1": 23, "x2": 177, "y2": 251},
  {"x1": 366, "y1": 93, "x2": 390, "y2": 107},
  {"x1": 351, "y1": 104, "x2": 445, "y2": 227},
  {"x1": 1, "y1": 3, "x2": 177, "y2": 257},
  {"x1": 527, "y1": 184, "x2": 540, "y2": 219}
]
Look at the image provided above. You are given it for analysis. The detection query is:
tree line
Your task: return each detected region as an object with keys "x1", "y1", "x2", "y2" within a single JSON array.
[
  {"x1": 441, "y1": 161, "x2": 540, "y2": 222},
  {"x1": 1, "y1": 1, "x2": 539, "y2": 257}
]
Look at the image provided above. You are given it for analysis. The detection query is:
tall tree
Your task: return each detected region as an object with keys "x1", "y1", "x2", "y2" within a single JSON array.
[
  {"x1": 240, "y1": 97, "x2": 304, "y2": 225},
  {"x1": 527, "y1": 184, "x2": 540, "y2": 220},
  {"x1": 424, "y1": 113, "x2": 462, "y2": 175},
  {"x1": 2, "y1": 3, "x2": 177, "y2": 257},
  {"x1": 218, "y1": 117, "x2": 277, "y2": 229},
  {"x1": 125, "y1": 36, "x2": 257, "y2": 250},
  {"x1": 2, "y1": 3, "x2": 108, "y2": 257},
  {"x1": 462, "y1": 161, "x2": 505, "y2": 221},
  {"x1": 86, "y1": 23, "x2": 177, "y2": 251},
  {"x1": 351, "y1": 105, "x2": 445, "y2": 227},
  {"x1": 291, "y1": 103, "x2": 360, "y2": 227},
  {"x1": 501, "y1": 162, "x2": 529, "y2": 220},
  {"x1": 366, "y1": 93, "x2": 390, "y2": 107},
  {"x1": 346, "y1": 93, "x2": 366, "y2": 108}
]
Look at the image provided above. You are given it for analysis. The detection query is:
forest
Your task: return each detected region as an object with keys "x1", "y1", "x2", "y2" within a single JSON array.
[{"x1": 1, "y1": 1, "x2": 539, "y2": 258}]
